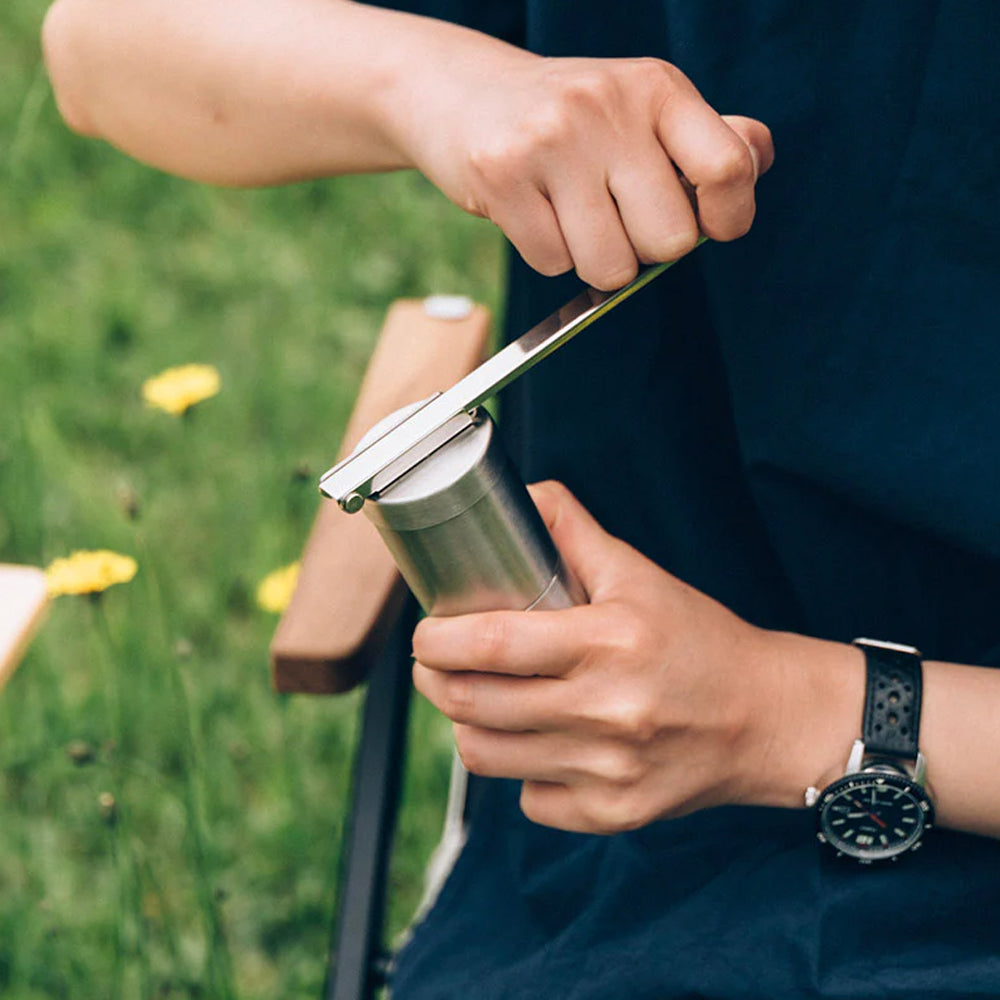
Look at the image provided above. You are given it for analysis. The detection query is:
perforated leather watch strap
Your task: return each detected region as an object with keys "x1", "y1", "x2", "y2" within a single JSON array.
[{"x1": 855, "y1": 639, "x2": 922, "y2": 760}]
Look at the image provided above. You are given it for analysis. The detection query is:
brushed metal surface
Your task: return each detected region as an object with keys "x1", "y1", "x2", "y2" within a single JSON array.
[{"x1": 361, "y1": 409, "x2": 583, "y2": 616}]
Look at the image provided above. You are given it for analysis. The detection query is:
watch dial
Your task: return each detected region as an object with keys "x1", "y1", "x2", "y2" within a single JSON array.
[{"x1": 818, "y1": 772, "x2": 933, "y2": 862}]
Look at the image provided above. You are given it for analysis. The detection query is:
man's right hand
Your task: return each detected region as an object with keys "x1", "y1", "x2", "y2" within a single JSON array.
[{"x1": 387, "y1": 51, "x2": 774, "y2": 289}]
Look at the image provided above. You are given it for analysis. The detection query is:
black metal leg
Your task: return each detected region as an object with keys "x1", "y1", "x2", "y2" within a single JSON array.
[{"x1": 326, "y1": 598, "x2": 417, "y2": 1000}]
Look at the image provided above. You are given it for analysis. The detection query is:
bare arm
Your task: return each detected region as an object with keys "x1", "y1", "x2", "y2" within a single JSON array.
[
  {"x1": 41, "y1": 0, "x2": 457, "y2": 182},
  {"x1": 42, "y1": 0, "x2": 772, "y2": 290}
]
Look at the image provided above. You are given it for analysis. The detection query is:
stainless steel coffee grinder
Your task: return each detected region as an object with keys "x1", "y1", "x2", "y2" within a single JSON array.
[{"x1": 319, "y1": 250, "x2": 700, "y2": 615}]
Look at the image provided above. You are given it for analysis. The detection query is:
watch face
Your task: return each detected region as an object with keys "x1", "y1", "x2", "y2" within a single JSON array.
[{"x1": 817, "y1": 769, "x2": 934, "y2": 862}]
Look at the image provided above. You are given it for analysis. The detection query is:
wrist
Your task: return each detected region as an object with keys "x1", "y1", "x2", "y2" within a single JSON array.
[
  {"x1": 366, "y1": 8, "x2": 539, "y2": 182},
  {"x1": 742, "y1": 630, "x2": 865, "y2": 810}
]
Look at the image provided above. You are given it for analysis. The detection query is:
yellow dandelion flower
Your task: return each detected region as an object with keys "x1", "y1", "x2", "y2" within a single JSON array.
[
  {"x1": 45, "y1": 550, "x2": 138, "y2": 597},
  {"x1": 142, "y1": 363, "x2": 220, "y2": 416},
  {"x1": 256, "y1": 562, "x2": 300, "y2": 614}
]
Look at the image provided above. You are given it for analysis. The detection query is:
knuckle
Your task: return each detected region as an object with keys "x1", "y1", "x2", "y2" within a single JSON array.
[
  {"x1": 603, "y1": 692, "x2": 658, "y2": 745},
  {"x1": 706, "y1": 141, "x2": 757, "y2": 190},
  {"x1": 611, "y1": 792, "x2": 656, "y2": 832},
  {"x1": 466, "y1": 144, "x2": 499, "y2": 183},
  {"x1": 554, "y1": 65, "x2": 617, "y2": 111},
  {"x1": 582, "y1": 788, "x2": 653, "y2": 835},
  {"x1": 595, "y1": 746, "x2": 645, "y2": 787},
  {"x1": 607, "y1": 606, "x2": 654, "y2": 662},
  {"x1": 521, "y1": 102, "x2": 573, "y2": 152},
  {"x1": 631, "y1": 56, "x2": 683, "y2": 94},
  {"x1": 467, "y1": 140, "x2": 528, "y2": 188},
  {"x1": 642, "y1": 55, "x2": 682, "y2": 82}
]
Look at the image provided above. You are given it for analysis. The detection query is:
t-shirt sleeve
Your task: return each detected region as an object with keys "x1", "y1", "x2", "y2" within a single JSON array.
[{"x1": 362, "y1": 0, "x2": 526, "y2": 46}]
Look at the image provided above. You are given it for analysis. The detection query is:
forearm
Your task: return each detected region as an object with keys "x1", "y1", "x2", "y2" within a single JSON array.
[
  {"x1": 41, "y1": 0, "x2": 520, "y2": 185},
  {"x1": 919, "y1": 657, "x2": 1000, "y2": 838}
]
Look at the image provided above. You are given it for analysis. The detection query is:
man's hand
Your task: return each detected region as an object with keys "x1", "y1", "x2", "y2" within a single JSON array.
[
  {"x1": 413, "y1": 481, "x2": 861, "y2": 835},
  {"x1": 388, "y1": 54, "x2": 774, "y2": 289}
]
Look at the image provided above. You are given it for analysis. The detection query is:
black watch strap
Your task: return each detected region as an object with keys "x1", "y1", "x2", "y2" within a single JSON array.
[{"x1": 854, "y1": 638, "x2": 922, "y2": 760}]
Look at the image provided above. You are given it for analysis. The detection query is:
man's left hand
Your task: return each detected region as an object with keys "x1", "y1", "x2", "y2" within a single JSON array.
[{"x1": 412, "y1": 481, "x2": 862, "y2": 834}]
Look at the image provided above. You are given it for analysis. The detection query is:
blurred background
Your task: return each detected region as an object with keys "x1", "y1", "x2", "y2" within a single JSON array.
[{"x1": 0, "y1": 2, "x2": 504, "y2": 996}]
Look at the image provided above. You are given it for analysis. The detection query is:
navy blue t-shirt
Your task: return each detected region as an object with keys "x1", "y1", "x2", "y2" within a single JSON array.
[{"x1": 375, "y1": 3, "x2": 1000, "y2": 996}]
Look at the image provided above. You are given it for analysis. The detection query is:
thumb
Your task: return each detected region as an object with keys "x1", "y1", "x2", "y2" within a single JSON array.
[
  {"x1": 721, "y1": 114, "x2": 775, "y2": 179},
  {"x1": 527, "y1": 480, "x2": 634, "y2": 602}
]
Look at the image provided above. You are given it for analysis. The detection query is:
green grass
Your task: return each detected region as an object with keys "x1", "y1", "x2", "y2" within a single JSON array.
[{"x1": 0, "y1": 3, "x2": 504, "y2": 996}]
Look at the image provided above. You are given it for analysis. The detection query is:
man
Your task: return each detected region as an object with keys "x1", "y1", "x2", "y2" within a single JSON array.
[{"x1": 43, "y1": 1, "x2": 1000, "y2": 995}]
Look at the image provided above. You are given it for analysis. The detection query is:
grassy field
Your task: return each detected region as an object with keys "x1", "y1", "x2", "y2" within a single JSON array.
[{"x1": 0, "y1": 3, "x2": 504, "y2": 997}]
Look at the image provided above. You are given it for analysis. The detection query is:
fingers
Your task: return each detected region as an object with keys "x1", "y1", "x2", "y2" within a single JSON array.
[
  {"x1": 520, "y1": 779, "x2": 652, "y2": 834},
  {"x1": 413, "y1": 604, "x2": 594, "y2": 676},
  {"x1": 608, "y1": 145, "x2": 701, "y2": 265},
  {"x1": 412, "y1": 483, "x2": 660, "y2": 679},
  {"x1": 406, "y1": 50, "x2": 776, "y2": 288},
  {"x1": 522, "y1": 63, "x2": 770, "y2": 284},
  {"x1": 547, "y1": 176, "x2": 641, "y2": 290},
  {"x1": 656, "y1": 96, "x2": 762, "y2": 242},
  {"x1": 410, "y1": 483, "x2": 618, "y2": 676},
  {"x1": 543, "y1": 157, "x2": 698, "y2": 289},
  {"x1": 722, "y1": 114, "x2": 775, "y2": 177},
  {"x1": 451, "y1": 725, "x2": 633, "y2": 790},
  {"x1": 527, "y1": 480, "x2": 641, "y2": 602},
  {"x1": 453, "y1": 727, "x2": 576, "y2": 782},
  {"x1": 485, "y1": 182, "x2": 574, "y2": 278},
  {"x1": 412, "y1": 662, "x2": 571, "y2": 730}
]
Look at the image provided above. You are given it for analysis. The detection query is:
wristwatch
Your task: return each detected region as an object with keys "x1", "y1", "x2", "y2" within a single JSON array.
[{"x1": 805, "y1": 638, "x2": 934, "y2": 863}]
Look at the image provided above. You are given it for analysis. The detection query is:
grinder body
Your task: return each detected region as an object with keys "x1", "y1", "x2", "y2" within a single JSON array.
[{"x1": 357, "y1": 403, "x2": 583, "y2": 617}]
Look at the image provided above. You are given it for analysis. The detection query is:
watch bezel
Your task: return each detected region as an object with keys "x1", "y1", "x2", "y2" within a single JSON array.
[{"x1": 815, "y1": 766, "x2": 935, "y2": 863}]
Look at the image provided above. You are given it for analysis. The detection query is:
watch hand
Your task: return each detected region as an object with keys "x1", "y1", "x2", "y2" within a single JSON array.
[{"x1": 850, "y1": 797, "x2": 888, "y2": 829}]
